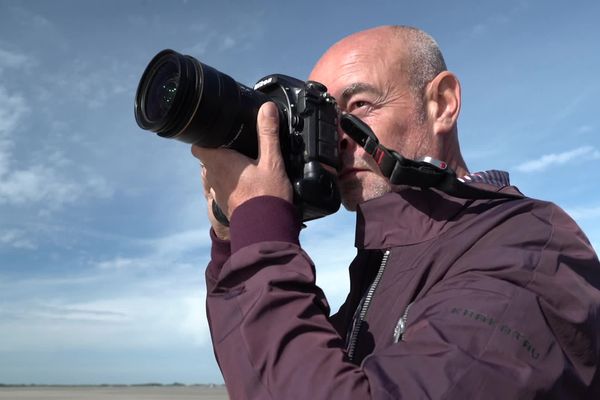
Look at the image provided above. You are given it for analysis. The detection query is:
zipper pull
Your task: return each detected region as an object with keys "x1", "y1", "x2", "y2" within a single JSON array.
[{"x1": 393, "y1": 302, "x2": 413, "y2": 343}]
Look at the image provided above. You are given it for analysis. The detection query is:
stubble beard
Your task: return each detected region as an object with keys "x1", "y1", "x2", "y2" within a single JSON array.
[{"x1": 340, "y1": 172, "x2": 391, "y2": 211}]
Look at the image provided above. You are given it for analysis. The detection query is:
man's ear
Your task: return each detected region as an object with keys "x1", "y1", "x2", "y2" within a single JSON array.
[{"x1": 425, "y1": 71, "x2": 461, "y2": 136}]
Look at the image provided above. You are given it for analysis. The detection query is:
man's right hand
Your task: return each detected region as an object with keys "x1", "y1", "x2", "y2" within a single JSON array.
[{"x1": 192, "y1": 102, "x2": 293, "y2": 240}]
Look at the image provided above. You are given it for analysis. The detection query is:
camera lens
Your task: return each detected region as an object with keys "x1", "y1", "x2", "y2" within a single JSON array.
[
  {"x1": 134, "y1": 49, "x2": 269, "y2": 158},
  {"x1": 145, "y1": 60, "x2": 179, "y2": 122},
  {"x1": 135, "y1": 50, "x2": 198, "y2": 138}
]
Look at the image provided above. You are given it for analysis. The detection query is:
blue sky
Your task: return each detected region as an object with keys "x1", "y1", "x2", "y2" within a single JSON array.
[{"x1": 0, "y1": 0, "x2": 598, "y2": 385}]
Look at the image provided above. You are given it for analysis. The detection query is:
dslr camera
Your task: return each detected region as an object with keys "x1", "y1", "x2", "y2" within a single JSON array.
[{"x1": 134, "y1": 50, "x2": 341, "y2": 222}]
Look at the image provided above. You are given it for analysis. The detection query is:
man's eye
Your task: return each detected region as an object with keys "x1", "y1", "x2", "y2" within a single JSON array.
[{"x1": 348, "y1": 100, "x2": 369, "y2": 112}]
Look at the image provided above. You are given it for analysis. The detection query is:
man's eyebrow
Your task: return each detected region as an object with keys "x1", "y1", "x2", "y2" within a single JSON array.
[{"x1": 339, "y1": 82, "x2": 380, "y2": 104}]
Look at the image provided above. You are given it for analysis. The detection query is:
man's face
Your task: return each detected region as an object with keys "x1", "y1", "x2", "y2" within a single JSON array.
[{"x1": 309, "y1": 32, "x2": 433, "y2": 211}]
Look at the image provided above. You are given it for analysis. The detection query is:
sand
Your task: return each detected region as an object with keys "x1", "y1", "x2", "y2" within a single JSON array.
[{"x1": 0, "y1": 386, "x2": 229, "y2": 400}]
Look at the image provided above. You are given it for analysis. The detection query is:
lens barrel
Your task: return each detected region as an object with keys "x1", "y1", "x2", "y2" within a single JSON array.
[{"x1": 134, "y1": 49, "x2": 268, "y2": 158}]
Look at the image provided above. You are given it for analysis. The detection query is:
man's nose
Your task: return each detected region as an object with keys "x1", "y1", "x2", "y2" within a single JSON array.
[{"x1": 338, "y1": 126, "x2": 357, "y2": 153}]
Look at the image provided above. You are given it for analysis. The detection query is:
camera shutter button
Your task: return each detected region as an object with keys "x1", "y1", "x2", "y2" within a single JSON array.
[{"x1": 306, "y1": 81, "x2": 328, "y2": 93}]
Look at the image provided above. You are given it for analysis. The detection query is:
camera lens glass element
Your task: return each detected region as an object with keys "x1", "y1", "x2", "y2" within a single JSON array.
[{"x1": 145, "y1": 61, "x2": 179, "y2": 122}]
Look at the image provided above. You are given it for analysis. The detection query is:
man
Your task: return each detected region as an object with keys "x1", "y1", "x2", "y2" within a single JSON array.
[{"x1": 193, "y1": 26, "x2": 600, "y2": 399}]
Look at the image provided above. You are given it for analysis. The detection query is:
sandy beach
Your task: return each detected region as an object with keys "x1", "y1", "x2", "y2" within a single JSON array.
[{"x1": 0, "y1": 386, "x2": 229, "y2": 400}]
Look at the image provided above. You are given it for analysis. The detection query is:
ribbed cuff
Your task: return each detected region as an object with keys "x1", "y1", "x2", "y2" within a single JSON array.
[
  {"x1": 210, "y1": 228, "x2": 231, "y2": 266},
  {"x1": 206, "y1": 228, "x2": 232, "y2": 288},
  {"x1": 230, "y1": 196, "x2": 301, "y2": 253}
]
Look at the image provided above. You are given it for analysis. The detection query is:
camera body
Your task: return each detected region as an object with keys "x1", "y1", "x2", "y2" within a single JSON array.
[
  {"x1": 252, "y1": 74, "x2": 340, "y2": 221},
  {"x1": 134, "y1": 50, "x2": 341, "y2": 222}
]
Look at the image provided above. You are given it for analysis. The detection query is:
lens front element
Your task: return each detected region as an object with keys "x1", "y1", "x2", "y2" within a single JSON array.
[{"x1": 145, "y1": 60, "x2": 179, "y2": 122}]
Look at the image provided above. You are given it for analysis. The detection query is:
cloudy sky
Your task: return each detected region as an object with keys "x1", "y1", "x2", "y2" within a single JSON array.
[{"x1": 1, "y1": 0, "x2": 598, "y2": 385}]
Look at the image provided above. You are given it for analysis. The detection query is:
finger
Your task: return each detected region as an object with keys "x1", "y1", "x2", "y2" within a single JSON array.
[
  {"x1": 202, "y1": 168, "x2": 226, "y2": 212},
  {"x1": 191, "y1": 144, "x2": 203, "y2": 160},
  {"x1": 191, "y1": 144, "x2": 220, "y2": 165},
  {"x1": 257, "y1": 102, "x2": 282, "y2": 163},
  {"x1": 191, "y1": 144, "x2": 226, "y2": 168},
  {"x1": 192, "y1": 144, "x2": 249, "y2": 177},
  {"x1": 201, "y1": 167, "x2": 211, "y2": 198}
]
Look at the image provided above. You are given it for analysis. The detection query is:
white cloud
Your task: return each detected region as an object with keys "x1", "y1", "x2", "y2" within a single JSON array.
[
  {"x1": 0, "y1": 84, "x2": 114, "y2": 209},
  {"x1": 0, "y1": 87, "x2": 28, "y2": 178},
  {"x1": 188, "y1": 22, "x2": 208, "y2": 33},
  {"x1": 0, "y1": 290, "x2": 210, "y2": 352},
  {"x1": 28, "y1": 303, "x2": 128, "y2": 322},
  {"x1": 151, "y1": 229, "x2": 210, "y2": 256},
  {"x1": 301, "y1": 211, "x2": 356, "y2": 312},
  {"x1": 515, "y1": 145, "x2": 600, "y2": 173},
  {"x1": 471, "y1": 23, "x2": 488, "y2": 36},
  {"x1": 0, "y1": 165, "x2": 76, "y2": 205},
  {"x1": 0, "y1": 229, "x2": 36, "y2": 249},
  {"x1": 97, "y1": 257, "x2": 140, "y2": 270},
  {"x1": 30, "y1": 13, "x2": 53, "y2": 29},
  {"x1": 0, "y1": 163, "x2": 112, "y2": 209},
  {"x1": 315, "y1": 266, "x2": 351, "y2": 313},
  {"x1": 0, "y1": 87, "x2": 28, "y2": 136},
  {"x1": 468, "y1": 3, "x2": 526, "y2": 38},
  {"x1": 0, "y1": 48, "x2": 31, "y2": 71},
  {"x1": 185, "y1": 20, "x2": 263, "y2": 56},
  {"x1": 3, "y1": 275, "x2": 102, "y2": 288},
  {"x1": 186, "y1": 35, "x2": 216, "y2": 56},
  {"x1": 51, "y1": 61, "x2": 129, "y2": 109},
  {"x1": 94, "y1": 229, "x2": 210, "y2": 270},
  {"x1": 578, "y1": 125, "x2": 594, "y2": 134},
  {"x1": 180, "y1": 294, "x2": 210, "y2": 346},
  {"x1": 220, "y1": 36, "x2": 236, "y2": 51},
  {"x1": 0, "y1": 267, "x2": 210, "y2": 352}
]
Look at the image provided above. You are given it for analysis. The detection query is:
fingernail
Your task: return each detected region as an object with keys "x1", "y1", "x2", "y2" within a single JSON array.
[{"x1": 262, "y1": 103, "x2": 278, "y2": 119}]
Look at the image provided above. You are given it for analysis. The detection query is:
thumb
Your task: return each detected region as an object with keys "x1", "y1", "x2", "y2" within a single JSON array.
[{"x1": 257, "y1": 102, "x2": 282, "y2": 162}]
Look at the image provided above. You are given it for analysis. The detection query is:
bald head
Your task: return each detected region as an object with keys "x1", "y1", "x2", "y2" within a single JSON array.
[{"x1": 311, "y1": 26, "x2": 447, "y2": 112}]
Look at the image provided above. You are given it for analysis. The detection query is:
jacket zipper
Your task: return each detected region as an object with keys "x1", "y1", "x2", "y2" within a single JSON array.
[{"x1": 346, "y1": 249, "x2": 391, "y2": 362}]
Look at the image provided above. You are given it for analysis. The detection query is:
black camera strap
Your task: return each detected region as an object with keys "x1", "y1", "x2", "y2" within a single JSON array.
[{"x1": 340, "y1": 114, "x2": 522, "y2": 201}]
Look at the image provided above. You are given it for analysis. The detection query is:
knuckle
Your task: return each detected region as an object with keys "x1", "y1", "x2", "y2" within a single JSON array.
[
  {"x1": 259, "y1": 121, "x2": 279, "y2": 137},
  {"x1": 191, "y1": 144, "x2": 204, "y2": 158}
]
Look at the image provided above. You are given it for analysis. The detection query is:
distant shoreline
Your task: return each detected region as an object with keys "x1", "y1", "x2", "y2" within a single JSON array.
[{"x1": 0, "y1": 385, "x2": 230, "y2": 400}]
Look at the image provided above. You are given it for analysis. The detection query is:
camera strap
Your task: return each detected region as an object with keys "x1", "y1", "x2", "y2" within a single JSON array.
[{"x1": 340, "y1": 114, "x2": 522, "y2": 200}]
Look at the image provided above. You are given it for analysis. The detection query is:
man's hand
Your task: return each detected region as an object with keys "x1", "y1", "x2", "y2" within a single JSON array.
[{"x1": 192, "y1": 102, "x2": 293, "y2": 233}]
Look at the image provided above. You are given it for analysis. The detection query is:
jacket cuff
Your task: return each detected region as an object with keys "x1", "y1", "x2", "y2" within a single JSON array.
[
  {"x1": 230, "y1": 196, "x2": 301, "y2": 253},
  {"x1": 206, "y1": 228, "x2": 232, "y2": 286},
  {"x1": 210, "y1": 228, "x2": 231, "y2": 265}
]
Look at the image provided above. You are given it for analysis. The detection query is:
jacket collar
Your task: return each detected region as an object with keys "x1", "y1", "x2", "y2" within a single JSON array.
[
  {"x1": 354, "y1": 188, "x2": 470, "y2": 249},
  {"x1": 353, "y1": 178, "x2": 523, "y2": 250}
]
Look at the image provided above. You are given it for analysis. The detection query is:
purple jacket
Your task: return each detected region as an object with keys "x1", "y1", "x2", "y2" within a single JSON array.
[{"x1": 206, "y1": 184, "x2": 600, "y2": 399}]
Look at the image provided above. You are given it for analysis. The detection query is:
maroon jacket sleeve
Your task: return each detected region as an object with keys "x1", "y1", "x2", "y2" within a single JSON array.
[
  {"x1": 205, "y1": 196, "x2": 372, "y2": 399},
  {"x1": 205, "y1": 228, "x2": 231, "y2": 294}
]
